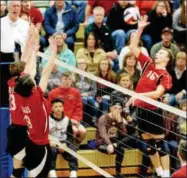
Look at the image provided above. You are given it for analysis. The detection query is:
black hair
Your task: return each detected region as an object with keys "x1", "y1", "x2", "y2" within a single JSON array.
[
  {"x1": 84, "y1": 32, "x2": 100, "y2": 49},
  {"x1": 51, "y1": 98, "x2": 64, "y2": 105},
  {"x1": 14, "y1": 74, "x2": 35, "y2": 97}
]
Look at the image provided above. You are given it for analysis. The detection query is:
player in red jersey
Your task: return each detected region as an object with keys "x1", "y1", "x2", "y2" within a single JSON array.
[
  {"x1": 127, "y1": 16, "x2": 173, "y2": 177},
  {"x1": 13, "y1": 28, "x2": 57, "y2": 177},
  {"x1": 7, "y1": 24, "x2": 39, "y2": 178},
  {"x1": 172, "y1": 140, "x2": 187, "y2": 178}
]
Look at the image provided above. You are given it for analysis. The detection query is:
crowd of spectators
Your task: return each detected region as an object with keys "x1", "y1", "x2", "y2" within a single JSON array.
[{"x1": 0, "y1": 0, "x2": 186, "y2": 177}]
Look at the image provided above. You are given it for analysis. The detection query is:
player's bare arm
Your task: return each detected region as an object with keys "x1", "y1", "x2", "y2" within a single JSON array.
[
  {"x1": 39, "y1": 37, "x2": 57, "y2": 93},
  {"x1": 130, "y1": 16, "x2": 150, "y2": 58}
]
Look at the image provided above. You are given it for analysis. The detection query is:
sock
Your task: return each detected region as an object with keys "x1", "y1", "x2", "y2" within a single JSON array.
[
  {"x1": 155, "y1": 167, "x2": 163, "y2": 177},
  {"x1": 70, "y1": 170, "x2": 77, "y2": 178},
  {"x1": 163, "y1": 170, "x2": 170, "y2": 177},
  {"x1": 48, "y1": 170, "x2": 57, "y2": 177}
]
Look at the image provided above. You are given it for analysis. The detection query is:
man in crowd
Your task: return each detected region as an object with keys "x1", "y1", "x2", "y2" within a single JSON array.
[{"x1": 43, "y1": 0, "x2": 79, "y2": 51}]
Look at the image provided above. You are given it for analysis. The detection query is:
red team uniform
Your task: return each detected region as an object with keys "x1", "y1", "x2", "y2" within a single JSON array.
[
  {"x1": 135, "y1": 52, "x2": 172, "y2": 134},
  {"x1": 21, "y1": 86, "x2": 52, "y2": 177},
  {"x1": 7, "y1": 77, "x2": 28, "y2": 159},
  {"x1": 171, "y1": 165, "x2": 187, "y2": 178},
  {"x1": 48, "y1": 87, "x2": 83, "y2": 122}
]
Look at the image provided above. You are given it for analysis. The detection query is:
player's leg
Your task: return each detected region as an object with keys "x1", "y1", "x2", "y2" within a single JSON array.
[
  {"x1": 7, "y1": 125, "x2": 27, "y2": 178},
  {"x1": 25, "y1": 141, "x2": 52, "y2": 178}
]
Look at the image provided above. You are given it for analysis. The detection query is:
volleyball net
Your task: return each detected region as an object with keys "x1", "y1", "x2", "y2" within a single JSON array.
[{"x1": 37, "y1": 51, "x2": 186, "y2": 178}]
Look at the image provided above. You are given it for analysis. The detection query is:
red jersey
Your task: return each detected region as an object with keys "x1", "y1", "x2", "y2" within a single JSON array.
[
  {"x1": 7, "y1": 78, "x2": 26, "y2": 126},
  {"x1": 21, "y1": 7, "x2": 43, "y2": 25},
  {"x1": 135, "y1": 52, "x2": 172, "y2": 109},
  {"x1": 48, "y1": 87, "x2": 83, "y2": 122},
  {"x1": 171, "y1": 165, "x2": 187, "y2": 178},
  {"x1": 88, "y1": 0, "x2": 118, "y2": 16},
  {"x1": 21, "y1": 87, "x2": 51, "y2": 145},
  {"x1": 136, "y1": 1, "x2": 156, "y2": 16}
]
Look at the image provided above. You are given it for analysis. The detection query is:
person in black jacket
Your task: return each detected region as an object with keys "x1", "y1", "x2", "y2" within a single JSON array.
[
  {"x1": 163, "y1": 51, "x2": 186, "y2": 106},
  {"x1": 49, "y1": 98, "x2": 78, "y2": 178}
]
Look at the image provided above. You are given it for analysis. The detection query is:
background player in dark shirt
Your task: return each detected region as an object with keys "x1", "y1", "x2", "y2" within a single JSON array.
[{"x1": 127, "y1": 16, "x2": 173, "y2": 177}]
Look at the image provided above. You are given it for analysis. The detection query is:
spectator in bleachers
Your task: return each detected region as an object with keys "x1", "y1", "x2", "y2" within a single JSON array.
[
  {"x1": 74, "y1": 58, "x2": 98, "y2": 126},
  {"x1": 163, "y1": 51, "x2": 186, "y2": 106},
  {"x1": 48, "y1": 72, "x2": 86, "y2": 145},
  {"x1": 0, "y1": 0, "x2": 29, "y2": 107},
  {"x1": 118, "y1": 52, "x2": 140, "y2": 89},
  {"x1": 96, "y1": 100, "x2": 127, "y2": 178},
  {"x1": 145, "y1": 0, "x2": 172, "y2": 45},
  {"x1": 85, "y1": 7, "x2": 118, "y2": 72},
  {"x1": 136, "y1": 0, "x2": 156, "y2": 16},
  {"x1": 76, "y1": 32, "x2": 106, "y2": 75},
  {"x1": 0, "y1": 0, "x2": 8, "y2": 18},
  {"x1": 46, "y1": 64, "x2": 62, "y2": 94},
  {"x1": 84, "y1": 0, "x2": 117, "y2": 26},
  {"x1": 96, "y1": 59, "x2": 116, "y2": 116},
  {"x1": 173, "y1": 0, "x2": 186, "y2": 46},
  {"x1": 171, "y1": 139, "x2": 187, "y2": 178},
  {"x1": 150, "y1": 27, "x2": 179, "y2": 59},
  {"x1": 49, "y1": 98, "x2": 78, "y2": 178},
  {"x1": 43, "y1": 0, "x2": 79, "y2": 51},
  {"x1": 119, "y1": 30, "x2": 148, "y2": 71},
  {"x1": 21, "y1": 0, "x2": 45, "y2": 47},
  {"x1": 41, "y1": 32, "x2": 76, "y2": 73},
  {"x1": 50, "y1": 0, "x2": 86, "y2": 23},
  {"x1": 106, "y1": 0, "x2": 135, "y2": 54}
]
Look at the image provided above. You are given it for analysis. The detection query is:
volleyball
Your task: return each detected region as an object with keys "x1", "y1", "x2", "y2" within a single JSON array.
[{"x1": 123, "y1": 7, "x2": 140, "y2": 25}]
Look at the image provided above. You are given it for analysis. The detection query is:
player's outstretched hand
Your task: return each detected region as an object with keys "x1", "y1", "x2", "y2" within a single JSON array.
[
  {"x1": 138, "y1": 15, "x2": 150, "y2": 30},
  {"x1": 48, "y1": 37, "x2": 57, "y2": 55}
]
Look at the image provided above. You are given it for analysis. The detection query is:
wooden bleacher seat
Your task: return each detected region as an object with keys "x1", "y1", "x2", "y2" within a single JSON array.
[
  {"x1": 81, "y1": 127, "x2": 96, "y2": 145},
  {"x1": 74, "y1": 42, "x2": 84, "y2": 56},
  {"x1": 56, "y1": 149, "x2": 143, "y2": 177},
  {"x1": 76, "y1": 23, "x2": 85, "y2": 40}
]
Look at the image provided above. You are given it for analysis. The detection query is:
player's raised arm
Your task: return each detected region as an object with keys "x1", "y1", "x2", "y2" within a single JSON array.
[
  {"x1": 39, "y1": 37, "x2": 57, "y2": 93},
  {"x1": 23, "y1": 25, "x2": 40, "y2": 81},
  {"x1": 130, "y1": 16, "x2": 150, "y2": 58}
]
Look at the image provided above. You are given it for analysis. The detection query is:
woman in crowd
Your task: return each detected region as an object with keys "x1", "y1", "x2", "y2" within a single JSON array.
[
  {"x1": 118, "y1": 52, "x2": 141, "y2": 89},
  {"x1": 163, "y1": 51, "x2": 186, "y2": 106},
  {"x1": 41, "y1": 32, "x2": 76, "y2": 73},
  {"x1": 76, "y1": 32, "x2": 106, "y2": 75},
  {"x1": 145, "y1": 0, "x2": 172, "y2": 45},
  {"x1": 119, "y1": 30, "x2": 148, "y2": 71},
  {"x1": 173, "y1": 0, "x2": 186, "y2": 46},
  {"x1": 74, "y1": 58, "x2": 98, "y2": 126},
  {"x1": 95, "y1": 59, "x2": 116, "y2": 117}
]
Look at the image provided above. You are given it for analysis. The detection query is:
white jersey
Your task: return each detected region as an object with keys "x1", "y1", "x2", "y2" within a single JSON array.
[{"x1": 49, "y1": 116, "x2": 69, "y2": 142}]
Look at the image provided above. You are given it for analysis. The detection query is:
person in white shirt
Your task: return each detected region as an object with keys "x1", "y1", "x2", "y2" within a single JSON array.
[{"x1": 0, "y1": 0, "x2": 29, "y2": 107}]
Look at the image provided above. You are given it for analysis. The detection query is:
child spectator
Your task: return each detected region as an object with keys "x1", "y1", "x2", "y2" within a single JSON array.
[
  {"x1": 41, "y1": 32, "x2": 76, "y2": 74},
  {"x1": 76, "y1": 32, "x2": 106, "y2": 75},
  {"x1": 74, "y1": 58, "x2": 98, "y2": 126},
  {"x1": 49, "y1": 98, "x2": 78, "y2": 178}
]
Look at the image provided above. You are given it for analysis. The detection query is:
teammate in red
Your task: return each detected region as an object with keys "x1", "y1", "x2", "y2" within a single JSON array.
[
  {"x1": 171, "y1": 140, "x2": 187, "y2": 178},
  {"x1": 14, "y1": 27, "x2": 57, "y2": 177},
  {"x1": 127, "y1": 16, "x2": 173, "y2": 177},
  {"x1": 7, "y1": 25, "x2": 39, "y2": 178}
]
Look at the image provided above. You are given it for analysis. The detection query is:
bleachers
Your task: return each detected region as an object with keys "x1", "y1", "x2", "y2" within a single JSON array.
[{"x1": 55, "y1": 127, "x2": 151, "y2": 177}]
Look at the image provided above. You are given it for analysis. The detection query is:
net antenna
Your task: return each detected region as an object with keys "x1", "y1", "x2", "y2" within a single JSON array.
[
  {"x1": 49, "y1": 136, "x2": 114, "y2": 178},
  {"x1": 37, "y1": 51, "x2": 186, "y2": 118}
]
